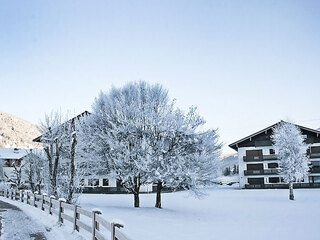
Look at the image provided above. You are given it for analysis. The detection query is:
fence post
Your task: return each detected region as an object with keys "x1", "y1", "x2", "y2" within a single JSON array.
[
  {"x1": 111, "y1": 222, "x2": 124, "y2": 240},
  {"x1": 58, "y1": 198, "x2": 66, "y2": 223},
  {"x1": 41, "y1": 194, "x2": 47, "y2": 211},
  {"x1": 49, "y1": 196, "x2": 55, "y2": 215},
  {"x1": 33, "y1": 192, "x2": 37, "y2": 207},
  {"x1": 92, "y1": 209, "x2": 102, "y2": 240},
  {"x1": 73, "y1": 205, "x2": 80, "y2": 232},
  {"x1": 27, "y1": 192, "x2": 30, "y2": 205}
]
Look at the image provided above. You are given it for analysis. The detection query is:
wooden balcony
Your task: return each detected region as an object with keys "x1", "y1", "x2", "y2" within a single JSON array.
[
  {"x1": 244, "y1": 169, "x2": 281, "y2": 176},
  {"x1": 245, "y1": 183, "x2": 320, "y2": 189},
  {"x1": 309, "y1": 153, "x2": 320, "y2": 159},
  {"x1": 243, "y1": 155, "x2": 278, "y2": 162},
  {"x1": 310, "y1": 168, "x2": 320, "y2": 173}
]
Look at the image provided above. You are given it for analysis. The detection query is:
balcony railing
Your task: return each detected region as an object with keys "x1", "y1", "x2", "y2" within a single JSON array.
[
  {"x1": 243, "y1": 155, "x2": 278, "y2": 162},
  {"x1": 310, "y1": 168, "x2": 320, "y2": 173},
  {"x1": 244, "y1": 169, "x2": 281, "y2": 176},
  {"x1": 245, "y1": 183, "x2": 320, "y2": 189},
  {"x1": 309, "y1": 153, "x2": 320, "y2": 159}
]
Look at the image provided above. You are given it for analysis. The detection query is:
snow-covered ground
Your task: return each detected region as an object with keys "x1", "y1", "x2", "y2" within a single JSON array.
[{"x1": 78, "y1": 187, "x2": 320, "y2": 240}]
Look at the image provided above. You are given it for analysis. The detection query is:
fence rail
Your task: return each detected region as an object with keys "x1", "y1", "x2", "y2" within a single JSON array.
[{"x1": 0, "y1": 188, "x2": 132, "y2": 240}]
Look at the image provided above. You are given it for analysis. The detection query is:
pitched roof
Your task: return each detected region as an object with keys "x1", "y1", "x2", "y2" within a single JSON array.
[
  {"x1": 228, "y1": 120, "x2": 320, "y2": 151},
  {"x1": 33, "y1": 111, "x2": 90, "y2": 142},
  {"x1": 0, "y1": 148, "x2": 30, "y2": 160}
]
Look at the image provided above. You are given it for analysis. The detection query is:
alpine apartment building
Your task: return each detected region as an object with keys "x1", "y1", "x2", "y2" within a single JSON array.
[{"x1": 229, "y1": 121, "x2": 320, "y2": 189}]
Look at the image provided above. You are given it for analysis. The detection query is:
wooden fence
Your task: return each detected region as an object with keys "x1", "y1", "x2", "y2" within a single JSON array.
[{"x1": 0, "y1": 188, "x2": 132, "y2": 240}]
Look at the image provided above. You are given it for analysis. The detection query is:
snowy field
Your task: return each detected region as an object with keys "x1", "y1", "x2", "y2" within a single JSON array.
[{"x1": 78, "y1": 187, "x2": 320, "y2": 240}]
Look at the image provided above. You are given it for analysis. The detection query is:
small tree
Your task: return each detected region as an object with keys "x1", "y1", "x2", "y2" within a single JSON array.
[
  {"x1": 271, "y1": 121, "x2": 309, "y2": 200},
  {"x1": 39, "y1": 111, "x2": 63, "y2": 197},
  {"x1": 223, "y1": 167, "x2": 231, "y2": 176},
  {"x1": 85, "y1": 82, "x2": 153, "y2": 207},
  {"x1": 149, "y1": 107, "x2": 221, "y2": 208},
  {"x1": 5, "y1": 160, "x2": 25, "y2": 189},
  {"x1": 40, "y1": 111, "x2": 90, "y2": 203},
  {"x1": 24, "y1": 149, "x2": 45, "y2": 193}
]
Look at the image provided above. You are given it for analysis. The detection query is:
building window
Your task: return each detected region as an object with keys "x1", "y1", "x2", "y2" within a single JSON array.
[
  {"x1": 269, "y1": 149, "x2": 275, "y2": 155},
  {"x1": 5, "y1": 159, "x2": 13, "y2": 167},
  {"x1": 15, "y1": 159, "x2": 22, "y2": 167},
  {"x1": 246, "y1": 150, "x2": 263, "y2": 160},
  {"x1": 269, "y1": 177, "x2": 280, "y2": 183},
  {"x1": 268, "y1": 163, "x2": 278, "y2": 168},
  {"x1": 102, "y1": 179, "x2": 109, "y2": 186},
  {"x1": 88, "y1": 179, "x2": 99, "y2": 187},
  {"x1": 312, "y1": 161, "x2": 320, "y2": 167},
  {"x1": 311, "y1": 146, "x2": 320, "y2": 153},
  {"x1": 247, "y1": 163, "x2": 263, "y2": 170},
  {"x1": 248, "y1": 178, "x2": 264, "y2": 185},
  {"x1": 309, "y1": 176, "x2": 320, "y2": 183}
]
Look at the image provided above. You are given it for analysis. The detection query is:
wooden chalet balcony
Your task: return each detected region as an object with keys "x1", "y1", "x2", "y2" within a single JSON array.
[
  {"x1": 245, "y1": 183, "x2": 320, "y2": 189},
  {"x1": 243, "y1": 154, "x2": 278, "y2": 162},
  {"x1": 244, "y1": 169, "x2": 281, "y2": 176},
  {"x1": 309, "y1": 153, "x2": 320, "y2": 159},
  {"x1": 310, "y1": 168, "x2": 320, "y2": 173}
]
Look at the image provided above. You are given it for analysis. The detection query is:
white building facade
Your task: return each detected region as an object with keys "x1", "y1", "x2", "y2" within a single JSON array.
[
  {"x1": 229, "y1": 121, "x2": 320, "y2": 189},
  {"x1": 0, "y1": 148, "x2": 29, "y2": 185}
]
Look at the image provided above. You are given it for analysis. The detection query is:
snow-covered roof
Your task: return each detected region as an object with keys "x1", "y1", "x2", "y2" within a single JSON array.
[{"x1": 0, "y1": 148, "x2": 30, "y2": 160}]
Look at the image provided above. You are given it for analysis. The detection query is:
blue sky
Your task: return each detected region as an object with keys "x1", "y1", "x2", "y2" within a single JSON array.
[{"x1": 0, "y1": 0, "x2": 319, "y2": 155}]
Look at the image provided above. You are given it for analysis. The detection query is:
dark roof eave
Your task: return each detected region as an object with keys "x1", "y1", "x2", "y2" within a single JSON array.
[
  {"x1": 228, "y1": 121, "x2": 320, "y2": 151},
  {"x1": 33, "y1": 110, "x2": 90, "y2": 143}
]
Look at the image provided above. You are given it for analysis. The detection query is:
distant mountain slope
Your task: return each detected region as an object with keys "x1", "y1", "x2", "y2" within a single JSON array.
[
  {"x1": 0, "y1": 111, "x2": 41, "y2": 148},
  {"x1": 220, "y1": 154, "x2": 238, "y2": 170}
]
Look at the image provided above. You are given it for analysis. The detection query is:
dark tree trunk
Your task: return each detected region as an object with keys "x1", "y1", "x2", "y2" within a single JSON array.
[
  {"x1": 28, "y1": 163, "x2": 35, "y2": 193},
  {"x1": 67, "y1": 121, "x2": 77, "y2": 203},
  {"x1": 133, "y1": 176, "x2": 140, "y2": 208},
  {"x1": 52, "y1": 139, "x2": 60, "y2": 197},
  {"x1": 289, "y1": 181, "x2": 294, "y2": 200},
  {"x1": 134, "y1": 191, "x2": 140, "y2": 208},
  {"x1": 155, "y1": 181, "x2": 163, "y2": 208},
  {"x1": 44, "y1": 140, "x2": 60, "y2": 198}
]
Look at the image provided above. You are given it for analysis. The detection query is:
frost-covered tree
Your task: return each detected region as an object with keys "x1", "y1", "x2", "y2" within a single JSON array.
[
  {"x1": 39, "y1": 112, "x2": 63, "y2": 197},
  {"x1": 39, "y1": 111, "x2": 90, "y2": 203},
  {"x1": 271, "y1": 121, "x2": 310, "y2": 200},
  {"x1": 148, "y1": 107, "x2": 221, "y2": 208},
  {"x1": 85, "y1": 82, "x2": 154, "y2": 207},
  {"x1": 5, "y1": 160, "x2": 25, "y2": 189},
  {"x1": 57, "y1": 114, "x2": 92, "y2": 204},
  {"x1": 24, "y1": 149, "x2": 45, "y2": 193},
  {"x1": 84, "y1": 81, "x2": 221, "y2": 208}
]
